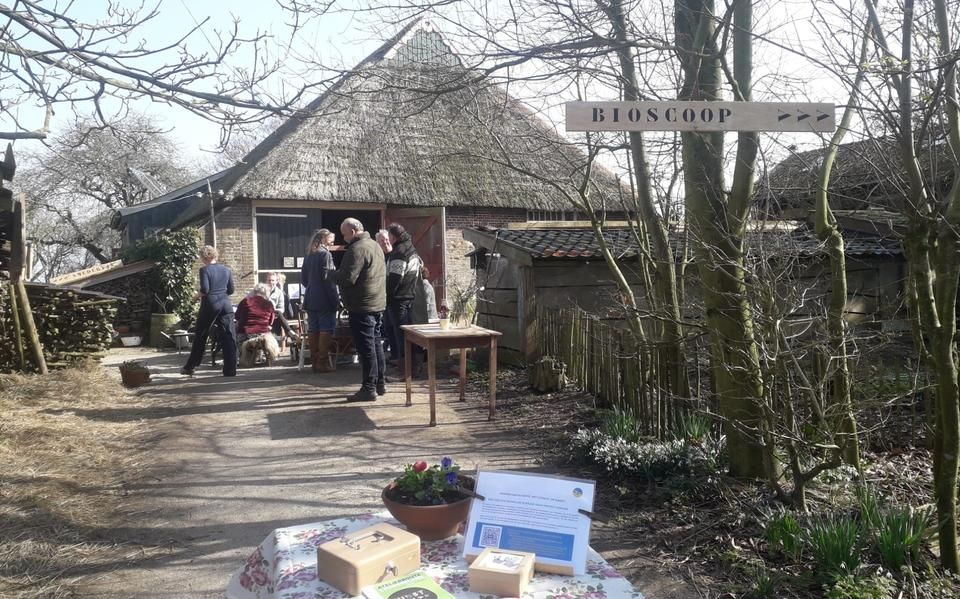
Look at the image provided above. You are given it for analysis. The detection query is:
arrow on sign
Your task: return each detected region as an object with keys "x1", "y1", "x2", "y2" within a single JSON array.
[{"x1": 778, "y1": 110, "x2": 818, "y2": 123}]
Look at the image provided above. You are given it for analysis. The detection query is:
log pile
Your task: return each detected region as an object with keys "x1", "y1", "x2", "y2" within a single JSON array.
[
  {"x1": 87, "y1": 267, "x2": 153, "y2": 332},
  {"x1": 0, "y1": 282, "x2": 120, "y2": 372}
]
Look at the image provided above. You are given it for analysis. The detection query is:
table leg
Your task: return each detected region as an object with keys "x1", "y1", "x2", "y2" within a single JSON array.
[
  {"x1": 489, "y1": 337, "x2": 497, "y2": 420},
  {"x1": 428, "y1": 340, "x2": 437, "y2": 427},
  {"x1": 459, "y1": 348, "x2": 467, "y2": 402},
  {"x1": 404, "y1": 338, "x2": 413, "y2": 407}
]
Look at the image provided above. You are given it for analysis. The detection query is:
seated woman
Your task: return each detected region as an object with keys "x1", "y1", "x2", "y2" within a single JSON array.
[
  {"x1": 267, "y1": 272, "x2": 299, "y2": 353},
  {"x1": 235, "y1": 283, "x2": 276, "y2": 345}
]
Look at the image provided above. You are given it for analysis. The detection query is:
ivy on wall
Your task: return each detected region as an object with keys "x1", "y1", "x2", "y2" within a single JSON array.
[{"x1": 122, "y1": 229, "x2": 200, "y2": 324}]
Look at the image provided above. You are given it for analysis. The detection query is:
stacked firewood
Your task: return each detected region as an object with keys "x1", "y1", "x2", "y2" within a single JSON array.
[{"x1": 0, "y1": 283, "x2": 119, "y2": 372}]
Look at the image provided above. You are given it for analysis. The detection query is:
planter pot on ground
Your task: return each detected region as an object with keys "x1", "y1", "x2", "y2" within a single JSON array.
[
  {"x1": 381, "y1": 482, "x2": 473, "y2": 540},
  {"x1": 149, "y1": 313, "x2": 180, "y2": 348},
  {"x1": 119, "y1": 366, "x2": 150, "y2": 388}
]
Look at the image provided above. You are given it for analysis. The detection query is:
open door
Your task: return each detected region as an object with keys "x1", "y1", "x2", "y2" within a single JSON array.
[{"x1": 383, "y1": 207, "x2": 445, "y2": 303}]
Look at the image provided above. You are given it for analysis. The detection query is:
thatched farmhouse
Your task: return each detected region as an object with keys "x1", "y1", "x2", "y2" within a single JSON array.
[{"x1": 112, "y1": 21, "x2": 624, "y2": 300}]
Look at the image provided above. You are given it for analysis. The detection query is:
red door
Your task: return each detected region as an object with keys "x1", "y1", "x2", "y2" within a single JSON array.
[{"x1": 383, "y1": 207, "x2": 445, "y2": 304}]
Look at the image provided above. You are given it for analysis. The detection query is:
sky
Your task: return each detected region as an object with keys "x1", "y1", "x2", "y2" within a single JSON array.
[{"x1": 7, "y1": 0, "x2": 859, "y2": 169}]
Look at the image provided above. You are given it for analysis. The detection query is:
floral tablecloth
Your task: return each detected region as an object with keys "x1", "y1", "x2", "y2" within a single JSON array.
[{"x1": 226, "y1": 511, "x2": 644, "y2": 599}]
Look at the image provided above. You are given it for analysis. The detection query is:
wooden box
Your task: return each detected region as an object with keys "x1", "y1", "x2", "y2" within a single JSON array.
[
  {"x1": 468, "y1": 548, "x2": 535, "y2": 597},
  {"x1": 316, "y1": 523, "x2": 420, "y2": 595}
]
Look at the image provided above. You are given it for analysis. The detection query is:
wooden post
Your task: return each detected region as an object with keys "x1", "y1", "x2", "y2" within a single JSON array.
[
  {"x1": 517, "y1": 265, "x2": 539, "y2": 364},
  {"x1": 8, "y1": 282, "x2": 24, "y2": 369},
  {"x1": 10, "y1": 197, "x2": 46, "y2": 374},
  {"x1": 16, "y1": 279, "x2": 47, "y2": 374}
]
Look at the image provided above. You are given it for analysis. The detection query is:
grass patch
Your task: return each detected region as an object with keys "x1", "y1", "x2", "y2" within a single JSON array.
[{"x1": 0, "y1": 362, "x2": 159, "y2": 597}]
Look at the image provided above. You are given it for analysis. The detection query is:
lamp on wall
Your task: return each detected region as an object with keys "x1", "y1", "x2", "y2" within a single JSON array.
[{"x1": 195, "y1": 183, "x2": 225, "y2": 247}]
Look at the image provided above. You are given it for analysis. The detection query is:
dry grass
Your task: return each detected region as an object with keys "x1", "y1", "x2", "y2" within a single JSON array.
[{"x1": 0, "y1": 362, "x2": 160, "y2": 598}]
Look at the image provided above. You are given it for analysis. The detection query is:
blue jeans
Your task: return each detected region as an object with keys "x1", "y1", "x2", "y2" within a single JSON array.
[
  {"x1": 348, "y1": 311, "x2": 385, "y2": 392},
  {"x1": 307, "y1": 310, "x2": 336, "y2": 334}
]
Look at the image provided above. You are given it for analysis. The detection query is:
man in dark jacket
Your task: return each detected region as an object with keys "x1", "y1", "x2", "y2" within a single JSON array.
[
  {"x1": 335, "y1": 218, "x2": 387, "y2": 401},
  {"x1": 385, "y1": 223, "x2": 423, "y2": 363}
]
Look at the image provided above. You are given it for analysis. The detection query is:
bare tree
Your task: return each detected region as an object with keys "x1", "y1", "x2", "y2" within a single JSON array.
[
  {"x1": 849, "y1": 0, "x2": 960, "y2": 573},
  {"x1": 17, "y1": 113, "x2": 196, "y2": 275},
  {"x1": 0, "y1": 1, "x2": 332, "y2": 143}
]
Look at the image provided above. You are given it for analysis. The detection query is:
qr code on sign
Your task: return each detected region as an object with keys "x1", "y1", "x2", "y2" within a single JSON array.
[{"x1": 479, "y1": 525, "x2": 502, "y2": 547}]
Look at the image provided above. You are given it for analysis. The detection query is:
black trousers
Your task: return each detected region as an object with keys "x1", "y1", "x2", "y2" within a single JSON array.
[
  {"x1": 185, "y1": 304, "x2": 237, "y2": 376},
  {"x1": 387, "y1": 300, "x2": 413, "y2": 359},
  {"x1": 348, "y1": 311, "x2": 385, "y2": 391}
]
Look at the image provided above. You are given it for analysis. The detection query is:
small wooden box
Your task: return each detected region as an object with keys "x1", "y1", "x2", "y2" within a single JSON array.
[
  {"x1": 316, "y1": 523, "x2": 420, "y2": 595},
  {"x1": 468, "y1": 548, "x2": 535, "y2": 597}
]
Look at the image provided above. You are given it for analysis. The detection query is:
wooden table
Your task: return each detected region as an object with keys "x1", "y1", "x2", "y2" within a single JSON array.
[{"x1": 401, "y1": 324, "x2": 502, "y2": 426}]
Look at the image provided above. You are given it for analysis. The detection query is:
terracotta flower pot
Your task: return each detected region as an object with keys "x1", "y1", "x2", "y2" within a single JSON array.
[{"x1": 381, "y1": 483, "x2": 473, "y2": 540}]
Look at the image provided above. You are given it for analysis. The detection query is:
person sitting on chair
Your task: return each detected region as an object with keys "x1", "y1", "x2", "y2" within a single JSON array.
[
  {"x1": 266, "y1": 272, "x2": 298, "y2": 353},
  {"x1": 181, "y1": 245, "x2": 238, "y2": 377},
  {"x1": 236, "y1": 284, "x2": 279, "y2": 367}
]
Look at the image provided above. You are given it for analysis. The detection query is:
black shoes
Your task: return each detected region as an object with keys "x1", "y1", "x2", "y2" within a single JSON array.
[
  {"x1": 346, "y1": 388, "x2": 378, "y2": 402},
  {"x1": 180, "y1": 366, "x2": 194, "y2": 376},
  {"x1": 376, "y1": 382, "x2": 386, "y2": 396}
]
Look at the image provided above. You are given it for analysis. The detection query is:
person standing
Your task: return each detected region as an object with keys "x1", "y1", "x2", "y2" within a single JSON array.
[
  {"x1": 375, "y1": 229, "x2": 396, "y2": 360},
  {"x1": 301, "y1": 229, "x2": 340, "y2": 373},
  {"x1": 334, "y1": 218, "x2": 386, "y2": 401},
  {"x1": 385, "y1": 223, "x2": 423, "y2": 364},
  {"x1": 181, "y1": 245, "x2": 237, "y2": 377}
]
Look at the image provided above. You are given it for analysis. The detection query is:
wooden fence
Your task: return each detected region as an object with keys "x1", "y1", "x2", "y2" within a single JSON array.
[
  {"x1": 536, "y1": 305, "x2": 708, "y2": 439},
  {"x1": 535, "y1": 305, "x2": 929, "y2": 447}
]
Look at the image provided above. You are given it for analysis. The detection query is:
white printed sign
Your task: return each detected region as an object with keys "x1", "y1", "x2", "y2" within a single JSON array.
[{"x1": 566, "y1": 101, "x2": 835, "y2": 132}]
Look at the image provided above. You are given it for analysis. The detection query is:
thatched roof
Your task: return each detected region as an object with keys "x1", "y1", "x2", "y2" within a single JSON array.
[
  {"x1": 172, "y1": 21, "x2": 624, "y2": 228},
  {"x1": 758, "y1": 137, "x2": 955, "y2": 216}
]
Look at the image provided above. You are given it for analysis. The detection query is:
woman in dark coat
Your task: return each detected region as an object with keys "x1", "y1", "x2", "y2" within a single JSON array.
[
  {"x1": 181, "y1": 245, "x2": 238, "y2": 376},
  {"x1": 301, "y1": 229, "x2": 340, "y2": 372}
]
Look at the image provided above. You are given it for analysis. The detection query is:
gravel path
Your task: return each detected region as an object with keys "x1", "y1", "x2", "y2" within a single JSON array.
[{"x1": 88, "y1": 347, "x2": 539, "y2": 598}]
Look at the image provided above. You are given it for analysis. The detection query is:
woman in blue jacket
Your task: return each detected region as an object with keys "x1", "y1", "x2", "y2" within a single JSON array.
[
  {"x1": 182, "y1": 245, "x2": 238, "y2": 376},
  {"x1": 301, "y1": 229, "x2": 340, "y2": 372}
]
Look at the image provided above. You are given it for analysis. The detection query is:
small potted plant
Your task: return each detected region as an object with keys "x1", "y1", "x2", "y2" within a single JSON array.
[
  {"x1": 382, "y1": 456, "x2": 475, "y2": 540},
  {"x1": 118, "y1": 360, "x2": 151, "y2": 388}
]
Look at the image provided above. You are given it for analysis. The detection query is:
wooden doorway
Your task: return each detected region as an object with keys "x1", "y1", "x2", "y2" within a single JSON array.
[{"x1": 383, "y1": 207, "x2": 445, "y2": 302}]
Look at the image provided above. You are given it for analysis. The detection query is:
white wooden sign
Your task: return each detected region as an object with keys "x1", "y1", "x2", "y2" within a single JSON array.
[{"x1": 566, "y1": 101, "x2": 835, "y2": 133}]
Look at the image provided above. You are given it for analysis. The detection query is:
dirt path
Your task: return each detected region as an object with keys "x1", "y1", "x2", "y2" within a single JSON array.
[{"x1": 89, "y1": 348, "x2": 541, "y2": 597}]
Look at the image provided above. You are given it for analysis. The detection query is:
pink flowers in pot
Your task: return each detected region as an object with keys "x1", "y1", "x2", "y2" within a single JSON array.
[{"x1": 390, "y1": 456, "x2": 471, "y2": 506}]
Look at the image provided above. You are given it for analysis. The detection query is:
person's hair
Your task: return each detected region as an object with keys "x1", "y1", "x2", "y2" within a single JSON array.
[
  {"x1": 375, "y1": 229, "x2": 390, "y2": 243},
  {"x1": 387, "y1": 223, "x2": 408, "y2": 242},
  {"x1": 251, "y1": 283, "x2": 270, "y2": 298},
  {"x1": 342, "y1": 217, "x2": 363, "y2": 233},
  {"x1": 200, "y1": 245, "x2": 219, "y2": 262},
  {"x1": 308, "y1": 228, "x2": 330, "y2": 253},
  {"x1": 277, "y1": 272, "x2": 286, "y2": 285}
]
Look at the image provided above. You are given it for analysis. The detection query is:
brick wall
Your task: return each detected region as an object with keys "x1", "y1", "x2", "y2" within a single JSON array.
[
  {"x1": 206, "y1": 202, "x2": 256, "y2": 293},
  {"x1": 444, "y1": 206, "x2": 526, "y2": 297}
]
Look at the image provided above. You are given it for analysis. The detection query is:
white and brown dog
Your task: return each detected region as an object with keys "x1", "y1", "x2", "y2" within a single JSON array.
[{"x1": 239, "y1": 333, "x2": 280, "y2": 368}]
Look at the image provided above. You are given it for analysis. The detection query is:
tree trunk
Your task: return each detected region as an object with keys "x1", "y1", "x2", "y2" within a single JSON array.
[
  {"x1": 813, "y1": 30, "x2": 870, "y2": 469},
  {"x1": 604, "y1": 0, "x2": 689, "y2": 400},
  {"x1": 676, "y1": 0, "x2": 767, "y2": 478}
]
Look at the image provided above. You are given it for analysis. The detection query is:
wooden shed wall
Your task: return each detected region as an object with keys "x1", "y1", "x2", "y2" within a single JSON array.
[{"x1": 473, "y1": 251, "x2": 907, "y2": 366}]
